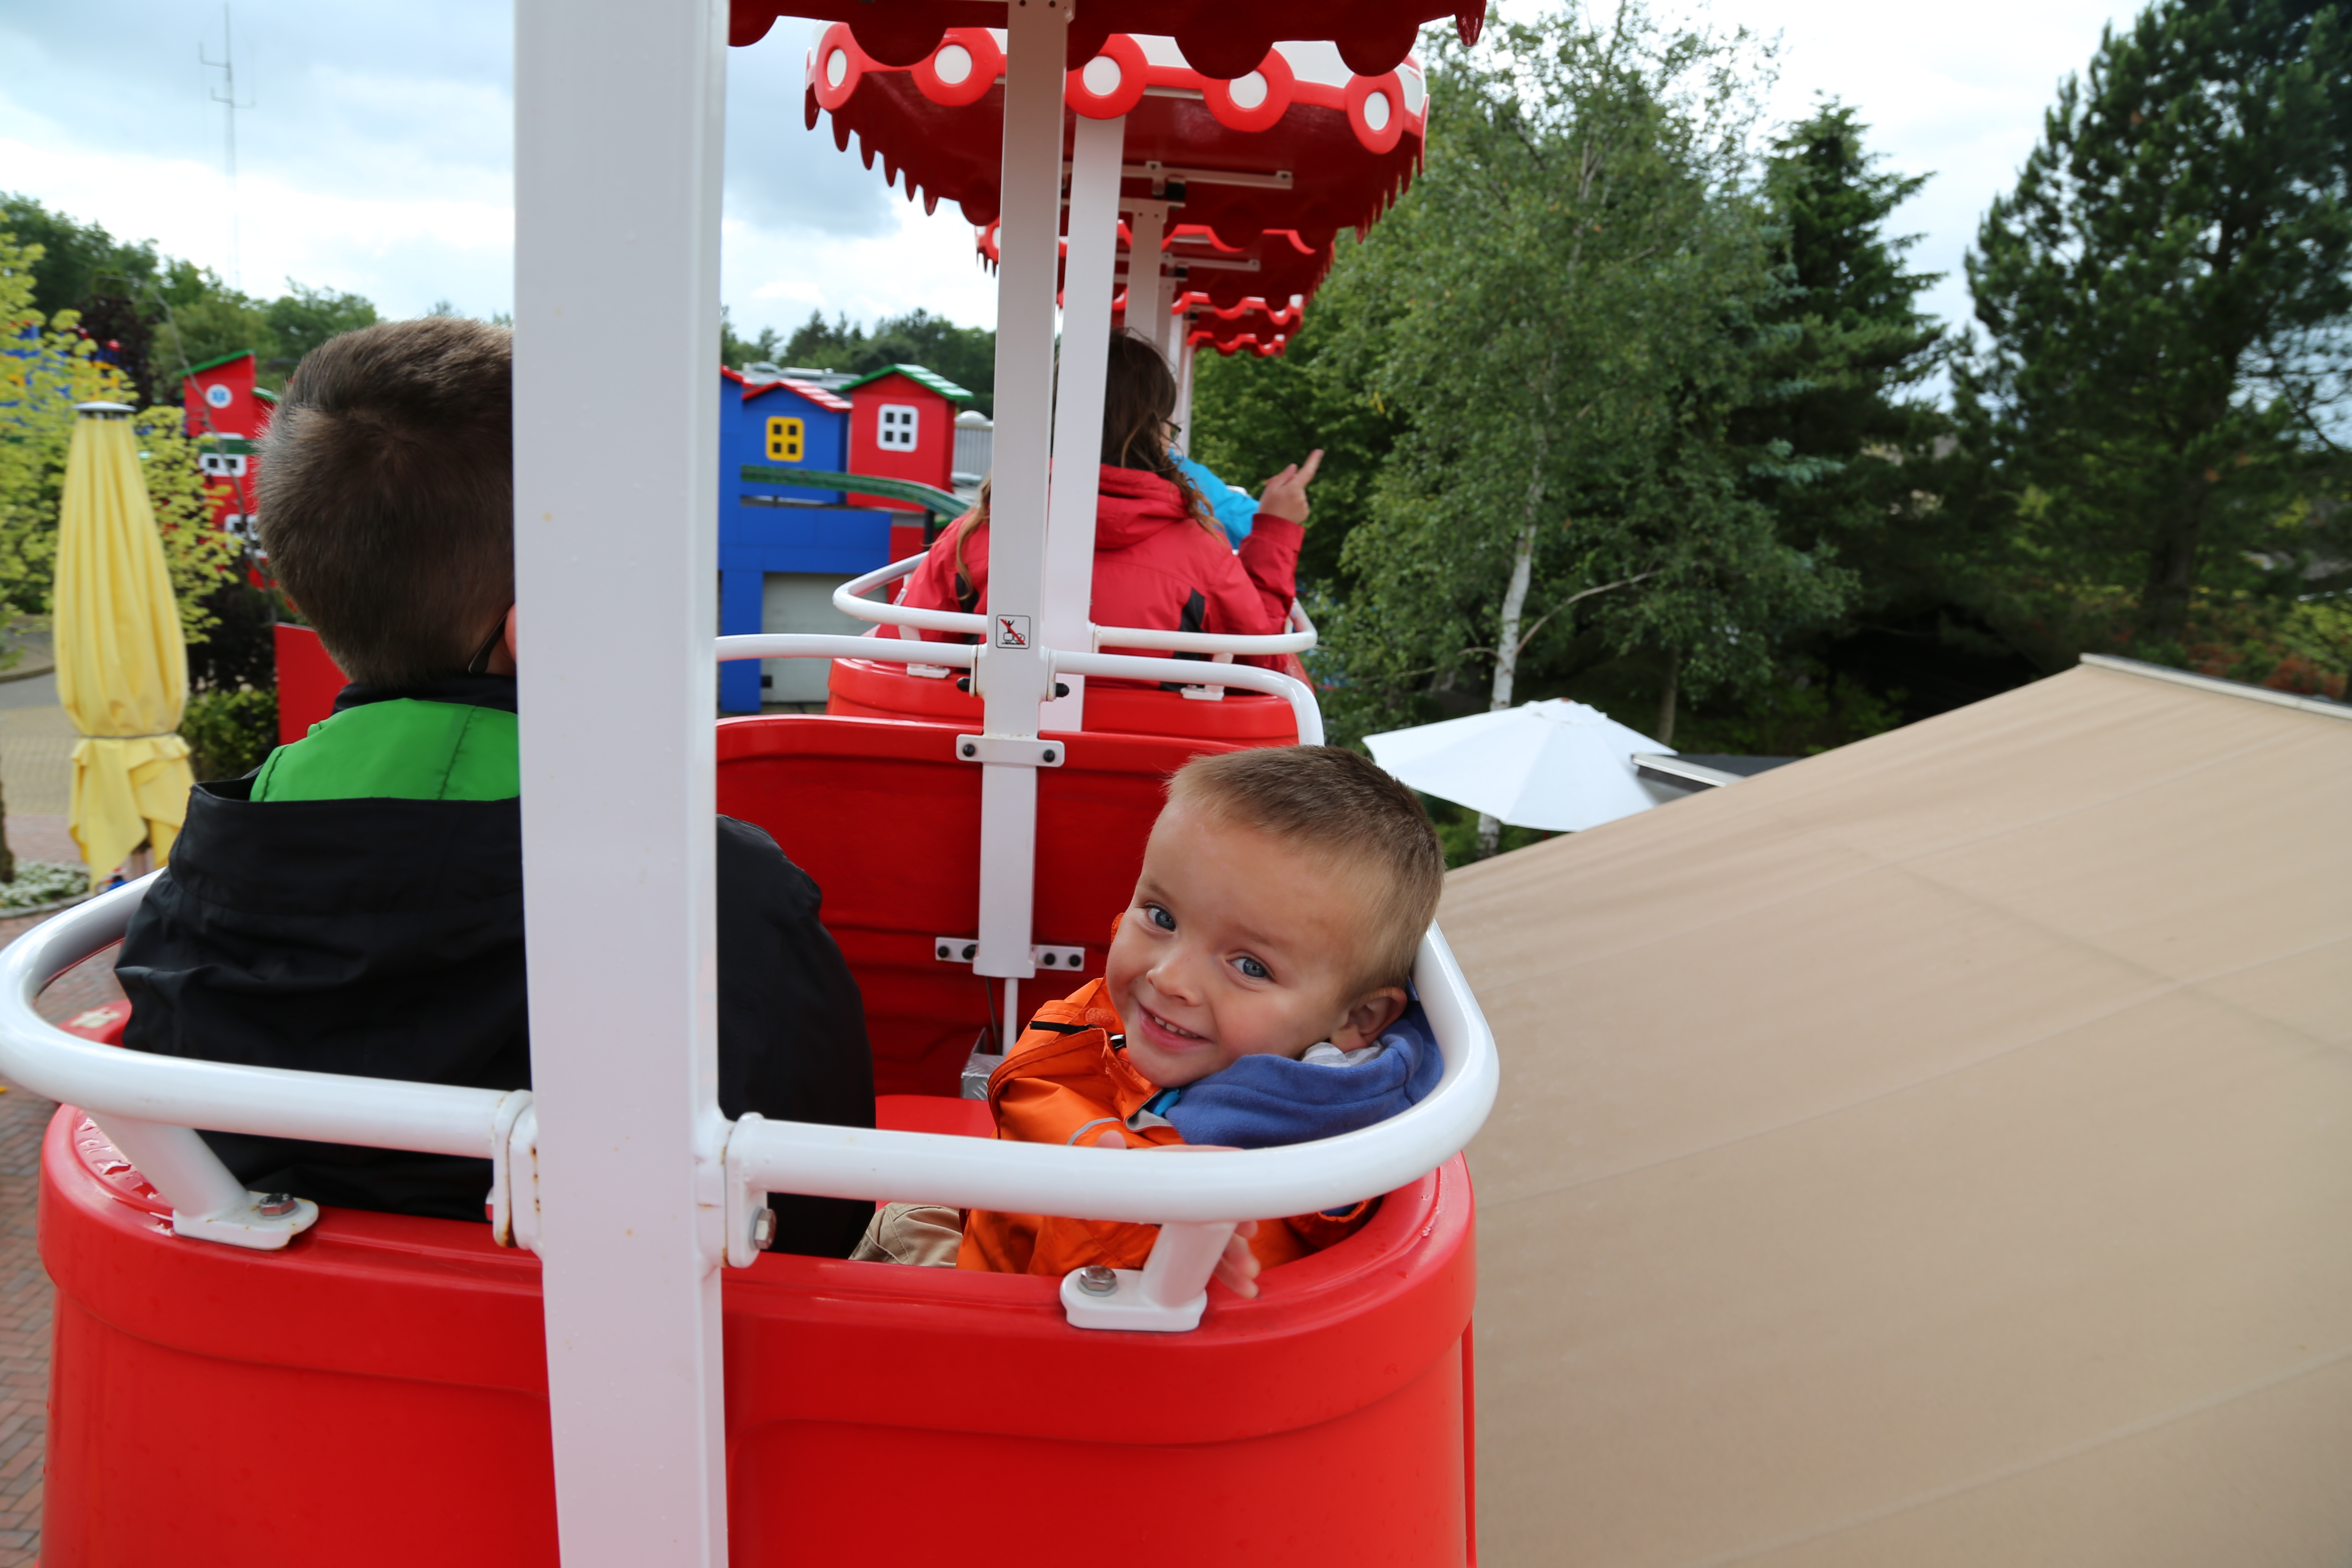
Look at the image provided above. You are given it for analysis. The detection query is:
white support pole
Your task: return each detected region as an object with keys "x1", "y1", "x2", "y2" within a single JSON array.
[
  {"x1": 1039, "y1": 110, "x2": 1125, "y2": 732},
  {"x1": 1154, "y1": 260, "x2": 1179, "y2": 364},
  {"x1": 514, "y1": 0, "x2": 729, "y2": 1559},
  {"x1": 971, "y1": 0, "x2": 1067, "y2": 983},
  {"x1": 1173, "y1": 331, "x2": 1197, "y2": 457},
  {"x1": 1125, "y1": 199, "x2": 1167, "y2": 365}
]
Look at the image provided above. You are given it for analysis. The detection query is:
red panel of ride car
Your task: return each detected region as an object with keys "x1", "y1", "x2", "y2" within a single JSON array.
[{"x1": 38, "y1": 1101, "x2": 1475, "y2": 1567}]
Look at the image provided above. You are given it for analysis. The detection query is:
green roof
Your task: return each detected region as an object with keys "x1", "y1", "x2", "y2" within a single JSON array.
[
  {"x1": 182, "y1": 349, "x2": 256, "y2": 377},
  {"x1": 252, "y1": 387, "x2": 279, "y2": 404},
  {"x1": 838, "y1": 363, "x2": 973, "y2": 401}
]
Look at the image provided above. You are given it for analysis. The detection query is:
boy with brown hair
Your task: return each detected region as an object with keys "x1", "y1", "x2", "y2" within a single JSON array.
[
  {"x1": 859, "y1": 746, "x2": 1446, "y2": 1286},
  {"x1": 116, "y1": 316, "x2": 876, "y2": 1255}
]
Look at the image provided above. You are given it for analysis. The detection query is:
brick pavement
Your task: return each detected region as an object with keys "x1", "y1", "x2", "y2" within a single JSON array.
[{"x1": 0, "y1": 882, "x2": 129, "y2": 1566}]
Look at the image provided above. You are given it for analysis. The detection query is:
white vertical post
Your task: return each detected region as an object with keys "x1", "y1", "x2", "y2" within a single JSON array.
[
  {"x1": 971, "y1": 0, "x2": 1066, "y2": 983},
  {"x1": 1039, "y1": 110, "x2": 1125, "y2": 732},
  {"x1": 514, "y1": 0, "x2": 729, "y2": 1560},
  {"x1": 1173, "y1": 331, "x2": 1196, "y2": 456},
  {"x1": 1125, "y1": 199, "x2": 1167, "y2": 364},
  {"x1": 1154, "y1": 260, "x2": 1179, "y2": 363}
]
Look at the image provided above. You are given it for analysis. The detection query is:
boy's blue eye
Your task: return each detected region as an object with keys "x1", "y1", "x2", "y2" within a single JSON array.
[
  {"x1": 1146, "y1": 904, "x2": 1176, "y2": 931},
  {"x1": 1236, "y1": 956, "x2": 1269, "y2": 980}
]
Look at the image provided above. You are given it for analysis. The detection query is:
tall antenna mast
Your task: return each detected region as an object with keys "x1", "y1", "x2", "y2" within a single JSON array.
[{"x1": 199, "y1": 5, "x2": 254, "y2": 291}]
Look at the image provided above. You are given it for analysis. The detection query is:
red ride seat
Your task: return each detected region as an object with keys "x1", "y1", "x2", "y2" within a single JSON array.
[
  {"x1": 718, "y1": 710, "x2": 1275, "y2": 1095},
  {"x1": 39, "y1": 1095, "x2": 1476, "y2": 1568}
]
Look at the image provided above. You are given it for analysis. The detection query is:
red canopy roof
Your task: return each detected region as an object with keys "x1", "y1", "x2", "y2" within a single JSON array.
[
  {"x1": 1180, "y1": 297, "x2": 1305, "y2": 357},
  {"x1": 732, "y1": 0, "x2": 1478, "y2": 78},
  {"x1": 808, "y1": 28, "x2": 1425, "y2": 242},
  {"x1": 976, "y1": 220, "x2": 1332, "y2": 317}
]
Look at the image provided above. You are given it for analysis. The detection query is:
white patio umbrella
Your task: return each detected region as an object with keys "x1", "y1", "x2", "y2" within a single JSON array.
[{"x1": 1364, "y1": 698, "x2": 1671, "y2": 833}]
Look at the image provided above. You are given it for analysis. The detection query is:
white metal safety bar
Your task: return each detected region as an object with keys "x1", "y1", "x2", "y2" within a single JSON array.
[
  {"x1": 711, "y1": 634, "x2": 1321, "y2": 746},
  {"x1": 0, "y1": 877, "x2": 1497, "y2": 1334},
  {"x1": 832, "y1": 555, "x2": 1319, "y2": 657}
]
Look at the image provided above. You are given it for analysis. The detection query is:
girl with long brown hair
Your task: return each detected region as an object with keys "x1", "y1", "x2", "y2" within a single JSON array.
[{"x1": 897, "y1": 332, "x2": 1318, "y2": 660}]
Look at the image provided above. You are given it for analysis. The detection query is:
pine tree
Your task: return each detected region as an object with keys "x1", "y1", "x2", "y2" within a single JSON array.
[
  {"x1": 1957, "y1": 0, "x2": 2352, "y2": 656},
  {"x1": 1736, "y1": 103, "x2": 1945, "y2": 572}
]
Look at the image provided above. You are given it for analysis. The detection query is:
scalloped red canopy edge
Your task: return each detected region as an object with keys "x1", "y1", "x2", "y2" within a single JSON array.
[{"x1": 731, "y1": 0, "x2": 1481, "y2": 77}]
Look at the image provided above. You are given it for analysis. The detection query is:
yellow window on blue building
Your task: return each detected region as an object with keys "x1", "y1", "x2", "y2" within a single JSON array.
[{"x1": 766, "y1": 416, "x2": 805, "y2": 462}]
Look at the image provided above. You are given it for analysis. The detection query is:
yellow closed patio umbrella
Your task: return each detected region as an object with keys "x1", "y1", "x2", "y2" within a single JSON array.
[{"x1": 56, "y1": 401, "x2": 196, "y2": 885}]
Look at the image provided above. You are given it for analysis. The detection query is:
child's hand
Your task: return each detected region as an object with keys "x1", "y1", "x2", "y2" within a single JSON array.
[
  {"x1": 1093, "y1": 1130, "x2": 1265, "y2": 1298},
  {"x1": 1255, "y1": 449, "x2": 1323, "y2": 526}
]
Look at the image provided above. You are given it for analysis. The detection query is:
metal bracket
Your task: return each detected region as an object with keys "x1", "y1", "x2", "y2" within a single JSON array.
[
  {"x1": 173, "y1": 1191, "x2": 321, "y2": 1250},
  {"x1": 487, "y1": 1089, "x2": 535, "y2": 1248},
  {"x1": 953, "y1": 734, "x2": 1065, "y2": 767},
  {"x1": 723, "y1": 1113, "x2": 773, "y2": 1268},
  {"x1": 936, "y1": 937, "x2": 1085, "y2": 972},
  {"x1": 1060, "y1": 1219, "x2": 1238, "y2": 1332}
]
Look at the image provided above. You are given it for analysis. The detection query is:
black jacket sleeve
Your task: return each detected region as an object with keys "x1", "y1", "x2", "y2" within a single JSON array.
[{"x1": 715, "y1": 815, "x2": 877, "y2": 1258}]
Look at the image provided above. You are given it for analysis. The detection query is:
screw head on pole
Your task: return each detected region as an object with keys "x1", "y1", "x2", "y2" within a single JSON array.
[
  {"x1": 750, "y1": 1207, "x2": 778, "y2": 1250},
  {"x1": 1076, "y1": 1265, "x2": 1118, "y2": 1296},
  {"x1": 255, "y1": 1192, "x2": 299, "y2": 1218}
]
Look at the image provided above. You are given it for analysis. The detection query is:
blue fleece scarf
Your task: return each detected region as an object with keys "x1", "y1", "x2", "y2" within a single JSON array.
[{"x1": 1158, "y1": 1001, "x2": 1443, "y2": 1149}]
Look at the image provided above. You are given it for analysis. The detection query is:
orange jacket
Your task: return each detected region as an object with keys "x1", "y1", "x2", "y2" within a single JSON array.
[{"x1": 956, "y1": 978, "x2": 1372, "y2": 1277}]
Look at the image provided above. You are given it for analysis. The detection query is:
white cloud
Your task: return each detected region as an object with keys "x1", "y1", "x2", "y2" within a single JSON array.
[
  {"x1": 2, "y1": 0, "x2": 2142, "y2": 362},
  {"x1": 1684, "y1": 0, "x2": 2138, "y2": 345},
  {"x1": 0, "y1": 0, "x2": 992, "y2": 331}
]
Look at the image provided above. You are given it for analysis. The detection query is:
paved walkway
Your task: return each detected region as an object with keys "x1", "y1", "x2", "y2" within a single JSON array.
[{"x1": 0, "y1": 806, "x2": 130, "y2": 1566}]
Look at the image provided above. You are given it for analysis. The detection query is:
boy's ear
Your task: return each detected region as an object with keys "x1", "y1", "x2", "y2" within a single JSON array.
[{"x1": 1330, "y1": 986, "x2": 1409, "y2": 1053}]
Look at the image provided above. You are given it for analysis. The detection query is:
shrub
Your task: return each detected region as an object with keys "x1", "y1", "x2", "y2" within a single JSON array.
[{"x1": 181, "y1": 687, "x2": 278, "y2": 780}]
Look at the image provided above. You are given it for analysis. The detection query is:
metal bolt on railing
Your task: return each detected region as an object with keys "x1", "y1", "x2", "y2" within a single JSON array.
[{"x1": 1076, "y1": 1265, "x2": 1118, "y2": 1296}]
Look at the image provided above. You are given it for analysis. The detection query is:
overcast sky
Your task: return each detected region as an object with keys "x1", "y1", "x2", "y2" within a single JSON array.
[{"x1": 0, "y1": 0, "x2": 2143, "y2": 360}]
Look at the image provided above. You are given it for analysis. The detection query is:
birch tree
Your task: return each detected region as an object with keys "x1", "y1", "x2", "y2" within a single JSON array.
[{"x1": 1325, "y1": 4, "x2": 1847, "y2": 851}]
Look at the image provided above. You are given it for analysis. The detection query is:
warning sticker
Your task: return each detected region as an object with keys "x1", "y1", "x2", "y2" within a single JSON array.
[{"x1": 995, "y1": 615, "x2": 1031, "y2": 649}]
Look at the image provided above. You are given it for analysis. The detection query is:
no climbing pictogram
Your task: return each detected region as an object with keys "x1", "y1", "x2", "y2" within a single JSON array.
[{"x1": 995, "y1": 615, "x2": 1031, "y2": 649}]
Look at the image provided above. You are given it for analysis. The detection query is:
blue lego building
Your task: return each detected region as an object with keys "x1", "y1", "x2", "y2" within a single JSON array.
[{"x1": 718, "y1": 367, "x2": 894, "y2": 712}]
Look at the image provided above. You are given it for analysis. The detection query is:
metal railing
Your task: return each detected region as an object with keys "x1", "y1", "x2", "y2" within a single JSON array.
[
  {"x1": 830, "y1": 554, "x2": 1319, "y2": 658},
  {"x1": 0, "y1": 632, "x2": 1470, "y2": 1327},
  {"x1": 0, "y1": 884, "x2": 1494, "y2": 1328}
]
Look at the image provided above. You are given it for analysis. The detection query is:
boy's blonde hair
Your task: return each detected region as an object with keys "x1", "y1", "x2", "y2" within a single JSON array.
[{"x1": 1165, "y1": 745, "x2": 1445, "y2": 998}]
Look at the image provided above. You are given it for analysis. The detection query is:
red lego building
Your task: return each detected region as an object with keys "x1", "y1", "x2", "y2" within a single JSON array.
[
  {"x1": 843, "y1": 364, "x2": 970, "y2": 557},
  {"x1": 180, "y1": 349, "x2": 277, "y2": 549}
]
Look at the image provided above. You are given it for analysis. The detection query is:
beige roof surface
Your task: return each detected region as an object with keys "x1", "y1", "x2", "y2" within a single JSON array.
[{"x1": 1442, "y1": 660, "x2": 2352, "y2": 1568}]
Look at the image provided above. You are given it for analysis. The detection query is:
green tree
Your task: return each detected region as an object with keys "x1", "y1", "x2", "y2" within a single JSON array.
[
  {"x1": 721, "y1": 305, "x2": 786, "y2": 371},
  {"x1": 1736, "y1": 103, "x2": 1948, "y2": 579},
  {"x1": 264, "y1": 283, "x2": 379, "y2": 374},
  {"x1": 747, "y1": 307, "x2": 1000, "y2": 415},
  {"x1": 1187, "y1": 254, "x2": 1405, "y2": 590},
  {"x1": 0, "y1": 195, "x2": 169, "y2": 317},
  {"x1": 1323, "y1": 5, "x2": 1847, "y2": 848},
  {"x1": 1956, "y1": 0, "x2": 2352, "y2": 663}
]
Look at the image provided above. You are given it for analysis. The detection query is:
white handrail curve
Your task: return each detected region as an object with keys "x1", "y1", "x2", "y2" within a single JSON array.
[
  {"x1": 1054, "y1": 650, "x2": 1324, "y2": 744},
  {"x1": 0, "y1": 878, "x2": 512, "y2": 1155},
  {"x1": 727, "y1": 925, "x2": 1497, "y2": 1223},
  {"x1": 830, "y1": 554, "x2": 1319, "y2": 658},
  {"x1": 831, "y1": 557, "x2": 984, "y2": 638},
  {"x1": 718, "y1": 633, "x2": 975, "y2": 669},
  {"x1": 2, "y1": 887, "x2": 1493, "y2": 1246}
]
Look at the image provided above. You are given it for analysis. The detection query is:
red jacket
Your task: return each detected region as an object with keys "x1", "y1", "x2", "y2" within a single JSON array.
[{"x1": 898, "y1": 466, "x2": 1303, "y2": 662}]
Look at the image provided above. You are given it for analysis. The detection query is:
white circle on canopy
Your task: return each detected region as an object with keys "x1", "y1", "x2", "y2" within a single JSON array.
[
  {"x1": 1363, "y1": 89, "x2": 1392, "y2": 131},
  {"x1": 1228, "y1": 70, "x2": 1268, "y2": 110},
  {"x1": 934, "y1": 42, "x2": 973, "y2": 84},
  {"x1": 1081, "y1": 55, "x2": 1122, "y2": 95},
  {"x1": 825, "y1": 47, "x2": 848, "y2": 89}
]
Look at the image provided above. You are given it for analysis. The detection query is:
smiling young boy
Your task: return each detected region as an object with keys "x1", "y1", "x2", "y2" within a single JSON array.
[{"x1": 948, "y1": 745, "x2": 1446, "y2": 1288}]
